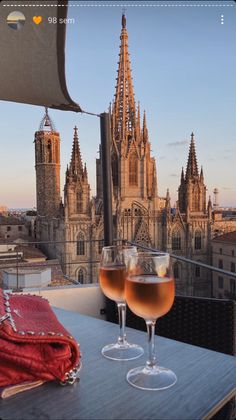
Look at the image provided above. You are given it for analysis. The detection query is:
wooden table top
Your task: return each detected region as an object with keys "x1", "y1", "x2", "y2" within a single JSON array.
[{"x1": 1, "y1": 307, "x2": 236, "y2": 420}]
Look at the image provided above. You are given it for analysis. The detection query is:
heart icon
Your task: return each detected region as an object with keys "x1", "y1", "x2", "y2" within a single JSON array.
[{"x1": 33, "y1": 16, "x2": 42, "y2": 25}]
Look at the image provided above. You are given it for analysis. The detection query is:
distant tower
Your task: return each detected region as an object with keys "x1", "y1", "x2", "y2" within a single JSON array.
[
  {"x1": 64, "y1": 126, "x2": 90, "y2": 219},
  {"x1": 178, "y1": 132, "x2": 206, "y2": 213},
  {"x1": 35, "y1": 108, "x2": 61, "y2": 218},
  {"x1": 213, "y1": 188, "x2": 219, "y2": 208}
]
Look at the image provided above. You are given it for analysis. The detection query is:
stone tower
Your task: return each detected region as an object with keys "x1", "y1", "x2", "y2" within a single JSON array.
[
  {"x1": 35, "y1": 108, "x2": 61, "y2": 218},
  {"x1": 178, "y1": 132, "x2": 206, "y2": 214},
  {"x1": 63, "y1": 126, "x2": 93, "y2": 283},
  {"x1": 165, "y1": 132, "x2": 211, "y2": 296},
  {"x1": 96, "y1": 14, "x2": 160, "y2": 247},
  {"x1": 64, "y1": 126, "x2": 90, "y2": 219}
]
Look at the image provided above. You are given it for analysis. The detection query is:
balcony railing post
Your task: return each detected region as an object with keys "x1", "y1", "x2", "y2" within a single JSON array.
[{"x1": 100, "y1": 112, "x2": 113, "y2": 246}]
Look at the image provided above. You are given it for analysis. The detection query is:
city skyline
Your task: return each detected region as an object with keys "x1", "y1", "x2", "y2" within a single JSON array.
[{"x1": 0, "y1": 1, "x2": 236, "y2": 208}]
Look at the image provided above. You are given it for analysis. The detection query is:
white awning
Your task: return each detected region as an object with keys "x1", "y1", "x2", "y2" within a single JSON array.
[{"x1": 0, "y1": 0, "x2": 82, "y2": 112}]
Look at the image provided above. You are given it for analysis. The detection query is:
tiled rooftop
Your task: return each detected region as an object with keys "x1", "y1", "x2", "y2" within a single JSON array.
[
  {"x1": 14, "y1": 245, "x2": 47, "y2": 259},
  {"x1": 212, "y1": 231, "x2": 236, "y2": 244}
]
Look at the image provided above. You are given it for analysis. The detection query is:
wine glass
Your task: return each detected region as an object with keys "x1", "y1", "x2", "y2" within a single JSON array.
[
  {"x1": 99, "y1": 245, "x2": 144, "y2": 361},
  {"x1": 125, "y1": 251, "x2": 177, "y2": 390}
]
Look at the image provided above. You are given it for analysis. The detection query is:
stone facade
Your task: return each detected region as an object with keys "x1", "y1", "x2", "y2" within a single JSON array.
[
  {"x1": 212, "y1": 232, "x2": 236, "y2": 299},
  {"x1": 35, "y1": 108, "x2": 61, "y2": 219},
  {"x1": 35, "y1": 15, "x2": 235, "y2": 296},
  {"x1": 0, "y1": 216, "x2": 29, "y2": 241}
]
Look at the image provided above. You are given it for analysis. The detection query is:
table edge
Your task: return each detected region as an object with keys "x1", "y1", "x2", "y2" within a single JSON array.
[{"x1": 203, "y1": 388, "x2": 236, "y2": 420}]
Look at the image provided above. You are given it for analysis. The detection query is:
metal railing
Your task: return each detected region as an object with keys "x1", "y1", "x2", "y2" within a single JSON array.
[
  {"x1": 0, "y1": 239, "x2": 235, "y2": 299},
  {"x1": 126, "y1": 240, "x2": 236, "y2": 280}
]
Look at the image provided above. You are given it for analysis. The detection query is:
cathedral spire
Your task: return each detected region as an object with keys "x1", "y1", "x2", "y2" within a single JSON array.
[
  {"x1": 142, "y1": 110, "x2": 148, "y2": 143},
  {"x1": 186, "y1": 132, "x2": 199, "y2": 179},
  {"x1": 200, "y1": 165, "x2": 204, "y2": 182},
  {"x1": 69, "y1": 126, "x2": 83, "y2": 178},
  {"x1": 165, "y1": 188, "x2": 171, "y2": 210},
  {"x1": 113, "y1": 13, "x2": 136, "y2": 145}
]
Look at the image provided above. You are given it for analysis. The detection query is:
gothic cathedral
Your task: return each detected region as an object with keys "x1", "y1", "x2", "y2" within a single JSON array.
[{"x1": 35, "y1": 15, "x2": 212, "y2": 297}]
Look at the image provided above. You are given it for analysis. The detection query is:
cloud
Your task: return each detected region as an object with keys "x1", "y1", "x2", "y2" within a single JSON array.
[
  {"x1": 169, "y1": 173, "x2": 178, "y2": 178},
  {"x1": 159, "y1": 155, "x2": 166, "y2": 160},
  {"x1": 167, "y1": 140, "x2": 189, "y2": 147},
  {"x1": 222, "y1": 187, "x2": 232, "y2": 191}
]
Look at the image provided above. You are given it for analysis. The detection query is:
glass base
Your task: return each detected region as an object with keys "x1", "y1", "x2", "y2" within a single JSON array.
[
  {"x1": 101, "y1": 342, "x2": 144, "y2": 361},
  {"x1": 126, "y1": 365, "x2": 177, "y2": 390}
]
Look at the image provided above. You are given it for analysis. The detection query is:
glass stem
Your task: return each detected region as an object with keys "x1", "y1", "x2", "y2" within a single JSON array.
[
  {"x1": 146, "y1": 320, "x2": 157, "y2": 369},
  {"x1": 117, "y1": 302, "x2": 127, "y2": 346}
]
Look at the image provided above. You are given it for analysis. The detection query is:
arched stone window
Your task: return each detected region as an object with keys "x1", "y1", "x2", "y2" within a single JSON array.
[
  {"x1": 172, "y1": 230, "x2": 181, "y2": 251},
  {"x1": 194, "y1": 230, "x2": 202, "y2": 250},
  {"x1": 129, "y1": 153, "x2": 138, "y2": 186},
  {"x1": 78, "y1": 268, "x2": 86, "y2": 284},
  {"x1": 77, "y1": 191, "x2": 83, "y2": 213},
  {"x1": 77, "y1": 232, "x2": 85, "y2": 255}
]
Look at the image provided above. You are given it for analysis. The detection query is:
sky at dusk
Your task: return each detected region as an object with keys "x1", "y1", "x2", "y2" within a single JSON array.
[{"x1": 0, "y1": 0, "x2": 235, "y2": 208}]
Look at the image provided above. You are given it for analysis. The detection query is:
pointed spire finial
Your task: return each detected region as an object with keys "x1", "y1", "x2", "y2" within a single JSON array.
[
  {"x1": 84, "y1": 162, "x2": 88, "y2": 178},
  {"x1": 200, "y1": 165, "x2": 204, "y2": 181},
  {"x1": 143, "y1": 110, "x2": 148, "y2": 142},
  {"x1": 165, "y1": 188, "x2": 171, "y2": 210},
  {"x1": 185, "y1": 132, "x2": 199, "y2": 179},
  {"x1": 122, "y1": 10, "x2": 126, "y2": 28},
  {"x1": 208, "y1": 195, "x2": 212, "y2": 211},
  {"x1": 70, "y1": 126, "x2": 83, "y2": 178}
]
